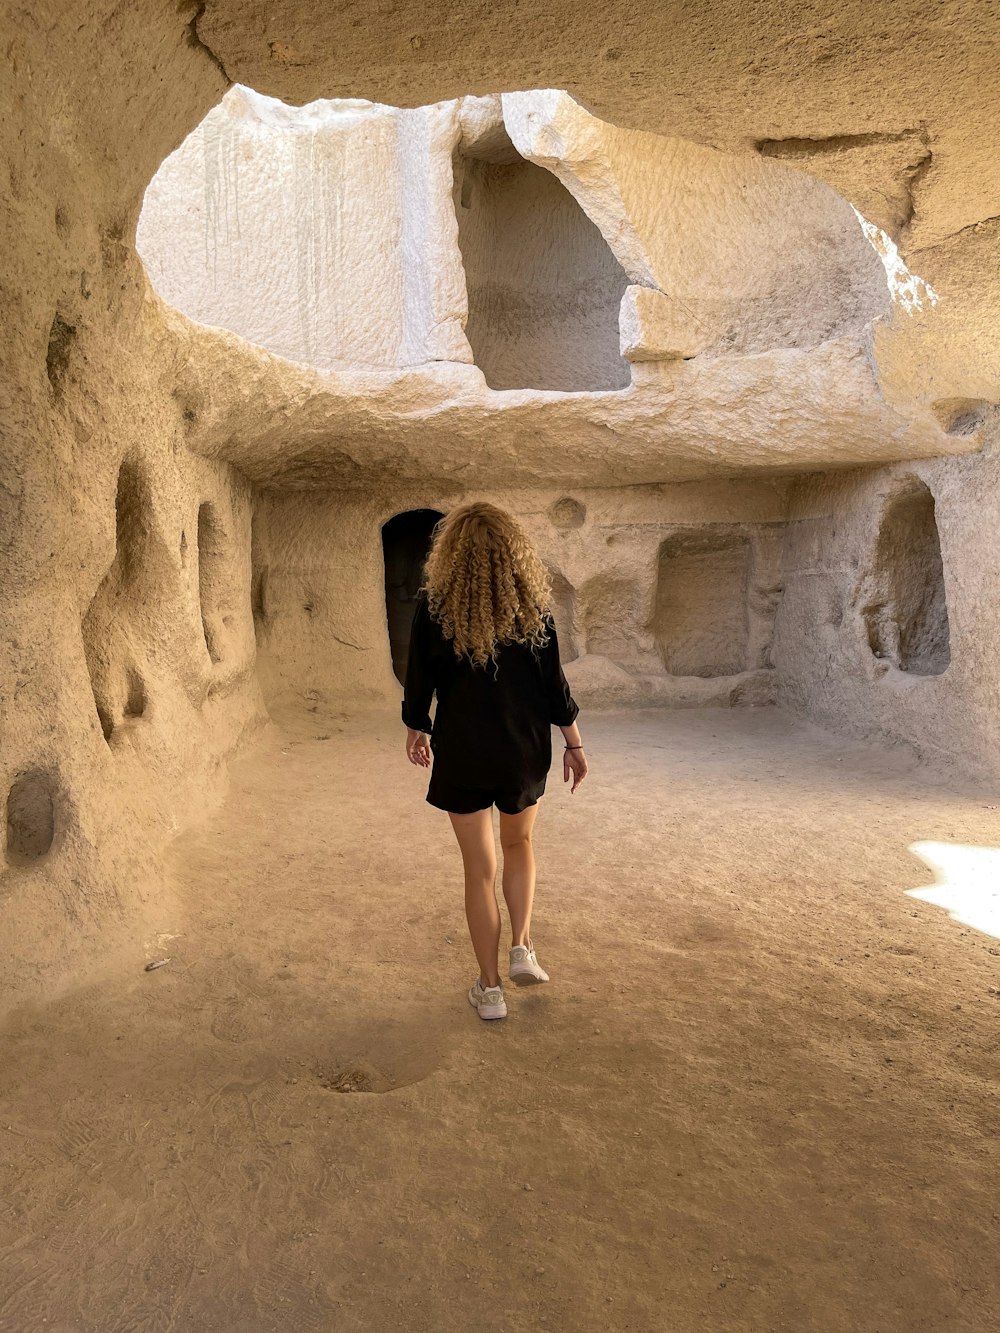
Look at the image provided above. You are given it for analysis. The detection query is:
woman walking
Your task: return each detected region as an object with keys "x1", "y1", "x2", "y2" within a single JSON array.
[{"x1": 401, "y1": 502, "x2": 588, "y2": 1020}]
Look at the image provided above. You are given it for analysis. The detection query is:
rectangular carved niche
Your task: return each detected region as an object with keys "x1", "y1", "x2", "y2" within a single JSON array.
[
  {"x1": 454, "y1": 135, "x2": 630, "y2": 392},
  {"x1": 654, "y1": 532, "x2": 751, "y2": 677}
]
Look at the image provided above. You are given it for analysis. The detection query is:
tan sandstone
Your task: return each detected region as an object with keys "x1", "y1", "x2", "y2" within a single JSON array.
[{"x1": 2, "y1": 4, "x2": 1000, "y2": 1328}]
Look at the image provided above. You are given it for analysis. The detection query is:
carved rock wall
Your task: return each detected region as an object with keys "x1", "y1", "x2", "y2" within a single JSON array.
[
  {"x1": 773, "y1": 425, "x2": 1000, "y2": 777},
  {"x1": 4, "y1": 0, "x2": 1000, "y2": 1011},
  {"x1": 252, "y1": 482, "x2": 788, "y2": 717}
]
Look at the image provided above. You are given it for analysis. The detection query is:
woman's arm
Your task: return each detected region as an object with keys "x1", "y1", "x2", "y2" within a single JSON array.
[
  {"x1": 559, "y1": 719, "x2": 588, "y2": 793},
  {"x1": 542, "y1": 617, "x2": 588, "y2": 793}
]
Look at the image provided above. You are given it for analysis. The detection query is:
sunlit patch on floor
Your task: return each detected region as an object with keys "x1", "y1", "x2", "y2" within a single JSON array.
[{"x1": 907, "y1": 840, "x2": 1000, "y2": 939}]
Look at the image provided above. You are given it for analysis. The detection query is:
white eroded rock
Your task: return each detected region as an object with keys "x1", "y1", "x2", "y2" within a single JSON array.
[
  {"x1": 502, "y1": 89, "x2": 890, "y2": 357},
  {"x1": 167, "y1": 304, "x2": 968, "y2": 489},
  {"x1": 619, "y1": 286, "x2": 715, "y2": 362},
  {"x1": 137, "y1": 86, "x2": 472, "y2": 372}
]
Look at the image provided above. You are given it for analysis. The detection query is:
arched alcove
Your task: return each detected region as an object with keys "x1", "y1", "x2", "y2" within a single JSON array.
[
  {"x1": 580, "y1": 573, "x2": 645, "y2": 661},
  {"x1": 82, "y1": 458, "x2": 152, "y2": 742},
  {"x1": 250, "y1": 509, "x2": 269, "y2": 634},
  {"x1": 865, "y1": 481, "x2": 951, "y2": 675},
  {"x1": 654, "y1": 533, "x2": 751, "y2": 677},
  {"x1": 198, "y1": 501, "x2": 227, "y2": 664},
  {"x1": 547, "y1": 569, "x2": 579, "y2": 662},
  {"x1": 453, "y1": 134, "x2": 630, "y2": 392},
  {"x1": 382, "y1": 509, "x2": 444, "y2": 684}
]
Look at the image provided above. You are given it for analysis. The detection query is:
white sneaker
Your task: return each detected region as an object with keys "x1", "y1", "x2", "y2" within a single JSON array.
[
  {"x1": 509, "y1": 944, "x2": 549, "y2": 985},
  {"x1": 468, "y1": 978, "x2": 508, "y2": 1020}
]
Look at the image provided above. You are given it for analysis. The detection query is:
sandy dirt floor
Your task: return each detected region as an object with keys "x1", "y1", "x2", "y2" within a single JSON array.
[{"x1": 2, "y1": 706, "x2": 999, "y2": 1332}]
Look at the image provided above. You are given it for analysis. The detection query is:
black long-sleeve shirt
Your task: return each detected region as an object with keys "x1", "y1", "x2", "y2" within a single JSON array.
[{"x1": 401, "y1": 593, "x2": 580, "y2": 791}]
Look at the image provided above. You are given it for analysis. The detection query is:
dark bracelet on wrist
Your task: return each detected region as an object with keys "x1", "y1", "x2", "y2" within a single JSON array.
[{"x1": 564, "y1": 744, "x2": 584, "y2": 750}]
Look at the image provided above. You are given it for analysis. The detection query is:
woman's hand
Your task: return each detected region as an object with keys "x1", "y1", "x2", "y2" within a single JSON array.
[
  {"x1": 405, "y1": 728, "x2": 432, "y2": 768},
  {"x1": 563, "y1": 746, "x2": 588, "y2": 793}
]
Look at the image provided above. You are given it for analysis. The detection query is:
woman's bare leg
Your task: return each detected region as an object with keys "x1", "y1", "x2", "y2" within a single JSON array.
[
  {"x1": 499, "y1": 804, "x2": 539, "y2": 949},
  {"x1": 448, "y1": 809, "x2": 501, "y2": 987}
]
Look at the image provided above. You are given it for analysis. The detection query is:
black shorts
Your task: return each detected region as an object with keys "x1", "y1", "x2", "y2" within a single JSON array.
[{"x1": 426, "y1": 771, "x2": 545, "y2": 816}]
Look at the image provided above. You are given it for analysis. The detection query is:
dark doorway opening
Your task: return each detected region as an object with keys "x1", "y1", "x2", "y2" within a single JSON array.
[{"x1": 382, "y1": 509, "x2": 444, "y2": 684}]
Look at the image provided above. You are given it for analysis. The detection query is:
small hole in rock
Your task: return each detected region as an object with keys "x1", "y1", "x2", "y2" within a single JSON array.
[
  {"x1": 6, "y1": 770, "x2": 56, "y2": 863},
  {"x1": 931, "y1": 397, "x2": 990, "y2": 436},
  {"x1": 46, "y1": 314, "x2": 76, "y2": 397},
  {"x1": 123, "y1": 669, "x2": 146, "y2": 720},
  {"x1": 547, "y1": 568, "x2": 579, "y2": 663},
  {"x1": 548, "y1": 497, "x2": 586, "y2": 531},
  {"x1": 318, "y1": 1063, "x2": 391, "y2": 1095},
  {"x1": 83, "y1": 457, "x2": 154, "y2": 742}
]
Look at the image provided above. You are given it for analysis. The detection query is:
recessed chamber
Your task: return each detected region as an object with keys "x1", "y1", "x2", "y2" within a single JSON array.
[{"x1": 865, "y1": 481, "x2": 950, "y2": 676}]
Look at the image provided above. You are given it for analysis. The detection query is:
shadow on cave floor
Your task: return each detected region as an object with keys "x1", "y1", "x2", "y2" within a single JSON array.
[{"x1": 2, "y1": 707, "x2": 999, "y2": 1332}]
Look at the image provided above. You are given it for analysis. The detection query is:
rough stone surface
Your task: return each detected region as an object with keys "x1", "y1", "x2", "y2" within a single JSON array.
[
  {"x1": 773, "y1": 435, "x2": 1000, "y2": 776},
  {"x1": 3, "y1": 0, "x2": 1000, "y2": 1024},
  {"x1": 2, "y1": 709, "x2": 998, "y2": 1331},
  {"x1": 619, "y1": 286, "x2": 714, "y2": 362},
  {"x1": 453, "y1": 121, "x2": 631, "y2": 391},
  {"x1": 137, "y1": 85, "x2": 908, "y2": 395},
  {"x1": 503, "y1": 89, "x2": 890, "y2": 358},
  {"x1": 4, "y1": 6, "x2": 1000, "y2": 1325},
  {"x1": 193, "y1": 2, "x2": 1000, "y2": 257},
  {"x1": 252, "y1": 481, "x2": 787, "y2": 715},
  {"x1": 138, "y1": 87, "x2": 471, "y2": 372}
]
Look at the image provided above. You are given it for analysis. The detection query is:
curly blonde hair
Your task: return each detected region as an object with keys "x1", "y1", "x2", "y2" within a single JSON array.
[{"x1": 422, "y1": 502, "x2": 552, "y2": 667}]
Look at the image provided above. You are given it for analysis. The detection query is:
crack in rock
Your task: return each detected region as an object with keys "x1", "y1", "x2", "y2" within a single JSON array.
[{"x1": 186, "y1": 2, "x2": 232, "y2": 86}]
